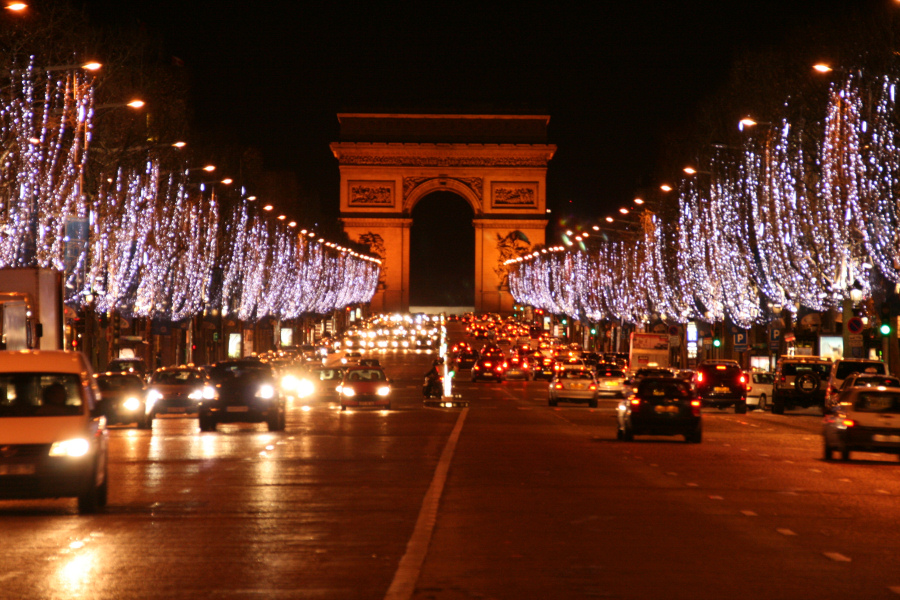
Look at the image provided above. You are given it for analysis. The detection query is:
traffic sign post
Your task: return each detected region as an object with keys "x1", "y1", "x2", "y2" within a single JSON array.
[
  {"x1": 768, "y1": 327, "x2": 782, "y2": 352},
  {"x1": 733, "y1": 331, "x2": 748, "y2": 353}
]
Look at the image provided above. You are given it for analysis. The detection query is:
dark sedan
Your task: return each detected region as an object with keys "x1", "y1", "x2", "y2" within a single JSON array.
[
  {"x1": 146, "y1": 366, "x2": 213, "y2": 420},
  {"x1": 94, "y1": 372, "x2": 150, "y2": 428},
  {"x1": 199, "y1": 359, "x2": 286, "y2": 431},
  {"x1": 471, "y1": 356, "x2": 506, "y2": 382},
  {"x1": 616, "y1": 377, "x2": 702, "y2": 443}
]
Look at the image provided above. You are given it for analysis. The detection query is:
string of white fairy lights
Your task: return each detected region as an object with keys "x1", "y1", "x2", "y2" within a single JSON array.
[
  {"x1": 508, "y1": 71, "x2": 897, "y2": 326},
  {"x1": 0, "y1": 61, "x2": 381, "y2": 322}
]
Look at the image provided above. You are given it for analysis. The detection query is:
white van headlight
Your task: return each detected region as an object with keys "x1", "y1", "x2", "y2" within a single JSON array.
[
  {"x1": 49, "y1": 438, "x2": 90, "y2": 458},
  {"x1": 123, "y1": 397, "x2": 141, "y2": 412},
  {"x1": 256, "y1": 384, "x2": 275, "y2": 400}
]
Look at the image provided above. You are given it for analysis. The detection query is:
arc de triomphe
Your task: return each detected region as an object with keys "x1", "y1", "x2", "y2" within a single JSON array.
[{"x1": 331, "y1": 113, "x2": 555, "y2": 314}]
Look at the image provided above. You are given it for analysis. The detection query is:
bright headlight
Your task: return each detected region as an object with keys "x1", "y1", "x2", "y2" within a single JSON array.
[
  {"x1": 202, "y1": 386, "x2": 217, "y2": 400},
  {"x1": 146, "y1": 389, "x2": 161, "y2": 409},
  {"x1": 123, "y1": 397, "x2": 141, "y2": 412},
  {"x1": 282, "y1": 374, "x2": 299, "y2": 391},
  {"x1": 188, "y1": 388, "x2": 203, "y2": 400},
  {"x1": 377, "y1": 386, "x2": 391, "y2": 397},
  {"x1": 296, "y1": 379, "x2": 315, "y2": 398},
  {"x1": 256, "y1": 384, "x2": 275, "y2": 399},
  {"x1": 49, "y1": 438, "x2": 90, "y2": 458},
  {"x1": 341, "y1": 387, "x2": 356, "y2": 397}
]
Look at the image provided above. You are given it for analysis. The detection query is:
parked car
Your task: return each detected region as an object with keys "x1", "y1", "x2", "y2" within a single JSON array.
[
  {"x1": 0, "y1": 350, "x2": 109, "y2": 513},
  {"x1": 199, "y1": 359, "x2": 286, "y2": 431},
  {"x1": 337, "y1": 366, "x2": 392, "y2": 410},
  {"x1": 471, "y1": 356, "x2": 506, "y2": 382},
  {"x1": 825, "y1": 373, "x2": 900, "y2": 412},
  {"x1": 823, "y1": 386, "x2": 900, "y2": 461},
  {"x1": 616, "y1": 377, "x2": 702, "y2": 443},
  {"x1": 549, "y1": 369, "x2": 599, "y2": 407},
  {"x1": 146, "y1": 365, "x2": 213, "y2": 420},
  {"x1": 825, "y1": 358, "x2": 888, "y2": 407},
  {"x1": 595, "y1": 366, "x2": 628, "y2": 398},
  {"x1": 772, "y1": 356, "x2": 832, "y2": 414},
  {"x1": 94, "y1": 372, "x2": 150, "y2": 428},
  {"x1": 747, "y1": 372, "x2": 774, "y2": 411},
  {"x1": 693, "y1": 360, "x2": 748, "y2": 413}
]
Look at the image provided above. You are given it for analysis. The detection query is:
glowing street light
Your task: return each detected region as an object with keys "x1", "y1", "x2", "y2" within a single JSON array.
[
  {"x1": 605, "y1": 216, "x2": 614, "y2": 223},
  {"x1": 619, "y1": 207, "x2": 629, "y2": 215},
  {"x1": 262, "y1": 204, "x2": 274, "y2": 211},
  {"x1": 660, "y1": 184, "x2": 673, "y2": 192},
  {"x1": 683, "y1": 167, "x2": 697, "y2": 175},
  {"x1": 5, "y1": 2, "x2": 28, "y2": 11},
  {"x1": 813, "y1": 63, "x2": 833, "y2": 73},
  {"x1": 634, "y1": 197, "x2": 645, "y2": 205}
]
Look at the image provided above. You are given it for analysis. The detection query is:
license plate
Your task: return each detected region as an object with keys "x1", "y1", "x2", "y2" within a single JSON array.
[
  {"x1": 714, "y1": 387, "x2": 730, "y2": 394},
  {"x1": 226, "y1": 406, "x2": 249, "y2": 412},
  {"x1": 571, "y1": 384, "x2": 585, "y2": 390},
  {"x1": 0, "y1": 463, "x2": 35, "y2": 475},
  {"x1": 359, "y1": 401, "x2": 375, "y2": 406},
  {"x1": 873, "y1": 434, "x2": 900, "y2": 443},
  {"x1": 168, "y1": 407, "x2": 187, "y2": 413},
  {"x1": 655, "y1": 405, "x2": 679, "y2": 414}
]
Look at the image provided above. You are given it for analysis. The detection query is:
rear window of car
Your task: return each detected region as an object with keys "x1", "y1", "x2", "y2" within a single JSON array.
[
  {"x1": 638, "y1": 379, "x2": 691, "y2": 399},
  {"x1": 561, "y1": 370, "x2": 592, "y2": 380},
  {"x1": 312, "y1": 368, "x2": 341, "y2": 381},
  {"x1": 781, "y1": 363, "x2": 830, "y2": 377},
  {"x1": 597, "y1": 369, "x2": 625, "y2": 378},
  {"x1": 835, "y1": 362, "x2": 886, "y2": 380},
  {"x1": 698, "y1": 364, "x2": 741, "y2": 376},
  {"x1": 854, "y1": 392, "x2": 900, "y2": 413},
  {"x1": 753, "y1": 373, "x2": 774, "y2": 384},
  {"x1": 0, "y1": 373, "x2": 84, "y2": 417}
]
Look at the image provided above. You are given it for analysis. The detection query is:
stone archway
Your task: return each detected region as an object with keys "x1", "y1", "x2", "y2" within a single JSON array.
[{"x1": 332, "y1": 113, "x2": 555, "y2": 314}]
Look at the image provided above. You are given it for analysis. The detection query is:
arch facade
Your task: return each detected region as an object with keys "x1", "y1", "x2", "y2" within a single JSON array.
[{"x1": 332, "y1": 114, "x2": 555, "y2": 314}]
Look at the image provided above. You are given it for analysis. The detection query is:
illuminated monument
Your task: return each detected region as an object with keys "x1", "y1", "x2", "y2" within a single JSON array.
[{"x1": 332, "y1": 113, "x2": 555, "y2": 313}]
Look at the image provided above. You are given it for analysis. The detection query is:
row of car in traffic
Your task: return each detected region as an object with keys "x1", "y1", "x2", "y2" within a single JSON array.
[{"x1": 0, "y1": 347, "x2": 399, "y2": 514}]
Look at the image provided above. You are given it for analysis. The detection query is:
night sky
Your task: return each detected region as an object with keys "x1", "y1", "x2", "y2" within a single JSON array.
[{"x1": 76, "y1": 0, "x2": 870, "y2": 303}]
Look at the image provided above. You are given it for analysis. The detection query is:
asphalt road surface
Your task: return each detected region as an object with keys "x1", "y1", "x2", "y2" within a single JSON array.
[{"x1": 3, "y1": 325, "x2": 900, "y2": 599}]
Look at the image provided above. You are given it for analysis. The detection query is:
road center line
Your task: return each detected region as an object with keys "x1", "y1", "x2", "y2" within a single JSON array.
[
  {"x1": 384, "y1": 408, "x2": 469, "y2": 600},
  {"x1": 777, "y1": 528, "x2": 797, "y2": 536}
]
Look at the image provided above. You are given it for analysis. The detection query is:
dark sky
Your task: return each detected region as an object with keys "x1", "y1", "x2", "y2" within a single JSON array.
[{"x1": 80, "y1": 0, "x2": 862, "y2": 226}]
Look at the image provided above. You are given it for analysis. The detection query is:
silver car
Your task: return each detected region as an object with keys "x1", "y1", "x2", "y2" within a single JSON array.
[
  {"x1": 823, "y1": 387, "x2": 900, "y2": 461},
  {"x1": 595, "y1": 366, "x2": 627, "y2": 398},
  {"x1": 549, "y1": 369, "x2": 598, "y2": 408}
]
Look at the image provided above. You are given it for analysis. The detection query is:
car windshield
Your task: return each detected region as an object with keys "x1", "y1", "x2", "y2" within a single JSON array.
[
  {"x1": 312, "y1": 368, "x2": 342, "y2": 381},
  {"x1": 108, "y1": 361, "x2": 144, "y2": 374},
  {"x1": 152, "y1": 370, "x2": 203, "y2": 385},
  {"x1": 638, "y1": 379, "x2": 691, "y2": 399},
  {"x1": 781, "y1": 363, "x2": 830, "y2": 377},
  {"x1": 835, "y1": 362, "x2": 886, "y2": 379},
  {"x1": 345, "y1": 370, "x2": 386, "y2": 381},
  {"x1": 0, "y1": 373, "x2": 84, "y2": 417},
  {"x1": 853, "y1": 392, "x2": 900, "y2": 413},
  {"x1": 208, "y1": 362, "x2": 271, "y2": 382},
  {"x1": 96, "y1": 375, "x2": 144, "y2": 391}
]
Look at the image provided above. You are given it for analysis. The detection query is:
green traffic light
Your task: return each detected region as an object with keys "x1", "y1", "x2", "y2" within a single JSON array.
[
  {"x1": 590, "y1": 328, "x2": 597, "y2": 335},
  {"x1": 880, "y1": 323, "x2": 892, "y2": 335},
  {"x1": 713, "y1": 338, "x2": 722, "y2": 348}
]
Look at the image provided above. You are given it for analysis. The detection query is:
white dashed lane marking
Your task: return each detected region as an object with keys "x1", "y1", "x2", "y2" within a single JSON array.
[
  {"x1": 824, "y1": 552, "x2": 851, "y2": 562},
  {"x1": 777, "y1": 528, "x2": 797, "y2": 536},
  {"x1": 709, "y1": 495, "x2": 723, "y2": 500},
  {"x1": 741, "y1": 510, "x2": 757, "y2": 517}
]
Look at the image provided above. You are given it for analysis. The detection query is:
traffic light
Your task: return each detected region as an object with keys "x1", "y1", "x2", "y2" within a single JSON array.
[
  {"x1": 880, "y1": 322, "x2": 892, "y2": 336},
  {"x1": 590, "y1": 327, "x2": 597, "y2": 335},
  {"x1": 713, "y1": 338, "x2": 722, "y2": 348}
]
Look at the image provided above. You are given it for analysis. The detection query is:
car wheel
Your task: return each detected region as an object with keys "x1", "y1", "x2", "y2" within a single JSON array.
[
  {"x1": 758, "y1": 394, "x2": 767, "y2": 411},
  {"x1": 772, "y1": 396, "x2": 785, "y2": 415},
  {"x1": 685, "y1": 428, "x2": 702, "y2": 443},
  {"x1": 823, "y1": 440, "x2": 833, "y2": 461},
  {"x1": 735, "y1": 401, "x2": 747, "y2": 414},
  {"x1": 198, "y1": 415, "x2": 216, "y2": 432},
  {"x1": 841, "y1": 446, "x2": 851, "y2": 461},
  {"x1": 77, "y1": 462, "x2": 107, "y2": 514},
  {"x1": 549, "y1": 398, "x2": 557, "y2": 407},
  {"x1": 616, "y1": 426, "x2": 624, "y2": 440},
  {"x1": 623, "y1": 425, "x2": 634, "y2": 442},
  {"x1": 137, "y1": 416, "x2": 151, "y2": 430}
]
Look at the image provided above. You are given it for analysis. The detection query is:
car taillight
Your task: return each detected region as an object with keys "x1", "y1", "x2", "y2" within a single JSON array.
[
  {"x1": 690, "y1": 400, "x2": 701, "y2": 407},
  {"x1": 690, "y1": 399, "x2": 701, "y2": 416},
  {"x1": 739, "y1": 374, "x2": 746, "y2": 384},
  {"x1": 697, "y1": 372, "x2": 704, "y2": 383},
  {"x1": 589, "y1": 384, "x2": 597, "y2": 390},
  {"x1": 841, "y1": 419, "x2": 856, "y2": 428},
  {"x1": 503, "y1": 362, "x2": 508, "y2": 369},
  {"x1": 555, "y1": 383, "x2": 563, "y2": 389},
  {"x1": 484, "y1": 362, "x2": 492, "y2": 368},
  {"x1": 630, "y1": 398, "x2": 641, "y2": 407}
]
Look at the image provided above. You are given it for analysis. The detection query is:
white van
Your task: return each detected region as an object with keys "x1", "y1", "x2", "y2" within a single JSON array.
[
  {"x1": 825, "y1": 358, "x2": 888, "y2": 407},
  {"x1": 0, "y1": 351, "x2": 108, "y2": 513}
]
